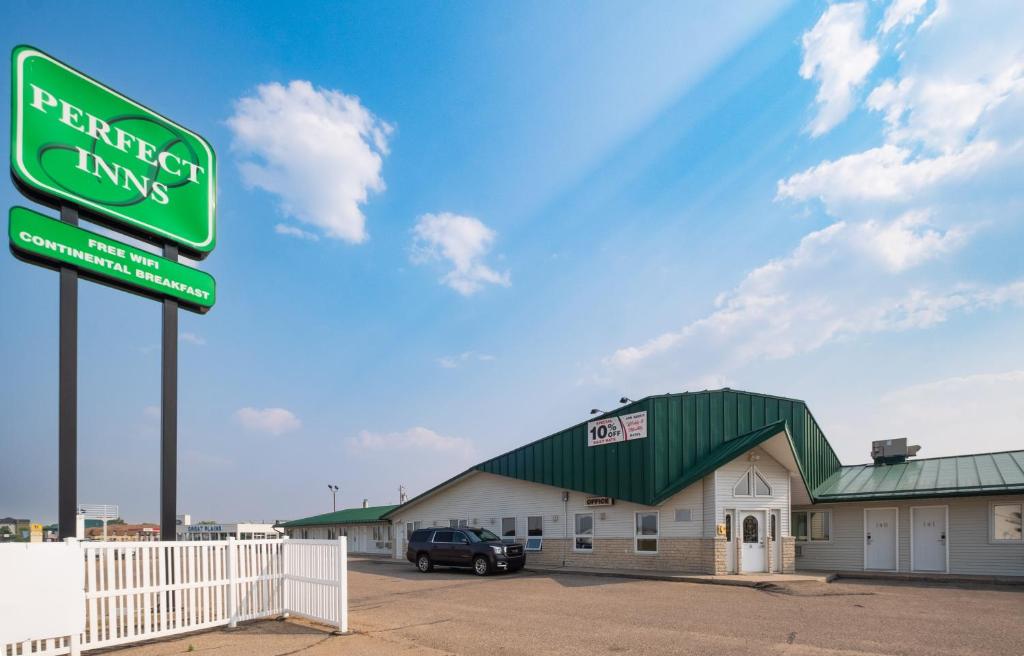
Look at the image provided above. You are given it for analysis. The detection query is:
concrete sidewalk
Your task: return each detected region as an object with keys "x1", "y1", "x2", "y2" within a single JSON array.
[
  {"x1": 524, "y1": 564, "x2": 834, "y2": 587},
  {"x1": 352, "y1": 554, "x2": 834, "y2": 587}
]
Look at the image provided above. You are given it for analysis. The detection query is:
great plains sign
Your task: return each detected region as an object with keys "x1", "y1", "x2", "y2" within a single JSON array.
[
  {"x1": 587, "y1": 411, "x2": 648, "y2": 447},
  {"x1": 10, "y1": 207, "x2": 215, "y2": 312},
  {"x1": 11, "y1": 46, "x2": 216, "y2": 258}
]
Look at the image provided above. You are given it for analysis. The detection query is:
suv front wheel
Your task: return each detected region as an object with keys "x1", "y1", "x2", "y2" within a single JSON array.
[
  {"x1": 472, "y1": 555, "x2": 490, "y2": 576},
  {"x1": 417, "y1": 554, "x2": 433, "y2": 573}
]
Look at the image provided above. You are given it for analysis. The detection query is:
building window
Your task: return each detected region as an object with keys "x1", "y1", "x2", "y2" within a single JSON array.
[
  {"x1": 770, "y1": 514, "x2": 777, "y2": 542},
  {"x1": 674, "y1": 508, "x2": 692, "y2": 522},
  {"x1": 406, "y1": 522, "x2": 414, "y2": 540},
  {"x1": 792, "y1": 511, "x2": 830, "y2": 542},
  {"x1": 734, "y1": 466, "x2": 772, "y2": 497},
  {"x1": 302, "y1": 529, "x2": 309, "y2": 539},
  {"x1": 327, "y1": 529, "x2": 335, "y2": 540},
  {"x1": 742, "y1": 515, "x2": 759, "y2": 543},
  {"x1": 501, "y1": 517, "x2": 516, "y2": 543},
  {"x1": 574, "y1": 513, "x2": 594, "y2": 551},
  {"x1": 725, "y1": 514, "x2": 731, "y2": 541},
  {"x1": 527, "y1": 516, "x2": 543, "y2": 537},
  {"x1": 635, "y1": 512, "x2": 658, "y2": 553},
  {"x1": 449, "y1": 519, "x2": 458, "y2": 528},
  {"x1": 992, "y1": 503, "x2": 1023, "y2": 542}
]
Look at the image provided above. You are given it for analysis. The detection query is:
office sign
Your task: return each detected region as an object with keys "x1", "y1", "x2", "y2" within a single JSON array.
[
  {"x1": 10, "y1": 207, "x2": 215, "y2": 312},
  {"x1": 587, "y1": 411, "x2": 648, "y2": 447},
  {"x1": 11, "y1": 46, "x2": 216, "y2": 257},
  {"x1": 584, "y1": 496, "x2": 614, "y2": 507}
]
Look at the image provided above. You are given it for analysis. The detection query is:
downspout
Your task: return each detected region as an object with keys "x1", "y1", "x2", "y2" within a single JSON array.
[{"x1": 562, "y1": 491, "x2": 568, "y2": 567}]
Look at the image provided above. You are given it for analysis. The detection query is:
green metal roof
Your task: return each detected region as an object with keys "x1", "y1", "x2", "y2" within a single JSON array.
[
  {"x1": 386, "y1": 390, "x2": 843, "y2": 514},
  {"x1": 812, "y1": 450, "x2": 1024, "y2": 501},
  {"x1": 278, "y1": 505, "x2": 397, "y2": 528}
]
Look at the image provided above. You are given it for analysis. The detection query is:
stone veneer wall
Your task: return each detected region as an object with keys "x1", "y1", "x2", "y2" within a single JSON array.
[
  {"x1": 521, "y1": 537, "x2": 719, "y2": 574},
  {"x1": 781, "y1": 536, "x2": 796, "y2": 573}
]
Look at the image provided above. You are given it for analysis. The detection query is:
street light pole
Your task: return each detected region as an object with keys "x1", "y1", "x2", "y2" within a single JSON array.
[{"x1": 328, "y1": 484, "x2": 339, "y2": 512}]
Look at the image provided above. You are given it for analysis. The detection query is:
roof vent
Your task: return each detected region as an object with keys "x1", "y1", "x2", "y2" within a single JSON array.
[{"x1": 871, "y1": 438, "x2": 921, "y2": 465}]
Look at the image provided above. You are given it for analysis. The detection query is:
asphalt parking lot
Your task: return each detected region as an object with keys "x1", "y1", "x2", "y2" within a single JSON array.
[{"x1": 118, "y1": 558, "x2": 1024, "y2": 656}]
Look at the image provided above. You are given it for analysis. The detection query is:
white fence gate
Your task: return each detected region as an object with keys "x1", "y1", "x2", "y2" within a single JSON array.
[{"x1": 1, "y1": 537, "x2": 347, "y2": 656}]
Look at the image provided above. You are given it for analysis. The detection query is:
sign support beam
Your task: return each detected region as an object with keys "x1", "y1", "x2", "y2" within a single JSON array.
[
  {"x1": 57, "y1": 204, "x2": 78, "y2": 540},
  {"x1": 160, "y1": 243, "x2": 178, "y2": 541}
]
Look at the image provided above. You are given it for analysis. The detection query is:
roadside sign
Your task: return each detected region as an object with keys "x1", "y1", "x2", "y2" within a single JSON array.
[
  {"x1": 587, "y1": 411, "x2": 648, "y2": 447},
  {"x1": 9, "y1": 207, "x2": 215, "y2": 312},
  {"x1": 11, "y1": 45, "x2": 216, "y2": 258}
]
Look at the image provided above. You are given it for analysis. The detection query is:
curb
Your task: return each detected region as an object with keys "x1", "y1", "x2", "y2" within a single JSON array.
[{"x1": 523, "y1": 566, "x2": 835, "y2": 587}]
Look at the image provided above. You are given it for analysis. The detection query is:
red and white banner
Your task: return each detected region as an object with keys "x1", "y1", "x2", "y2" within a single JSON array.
[{"x1": 587, "y1": 411, "x2": 647, "y2": 447}]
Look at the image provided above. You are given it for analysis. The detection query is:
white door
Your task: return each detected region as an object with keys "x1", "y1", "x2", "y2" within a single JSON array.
[
  {"x1": 725, "y1": 512, "x2": 736, "y2": 573},
  {"x1": 912, "y1": 507, "x2": 947, "y2": 572},
  {"x1": 740, "y1": 511, "x2": 766, "y2": 573},
  {"x1": 865, "y1": 508, "x2": 898, "y2": 570},
  {"x1": 770, "y1": 510, "x2": 781, "y2": 573}
]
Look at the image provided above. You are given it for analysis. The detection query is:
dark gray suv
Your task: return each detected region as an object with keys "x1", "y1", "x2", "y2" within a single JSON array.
[{"x1": 406, "y1": 527, "x2": 525, "y2": 575}]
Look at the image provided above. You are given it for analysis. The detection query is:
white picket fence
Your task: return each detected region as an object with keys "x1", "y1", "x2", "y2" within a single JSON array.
[{"x1": 2, "y1": 537, "x2": 347, "y2": 656}]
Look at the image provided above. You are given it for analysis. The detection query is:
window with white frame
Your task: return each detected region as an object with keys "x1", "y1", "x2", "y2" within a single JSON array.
[
  {"x1": 501, "y1": 517, "x2": 517, "y2": 543},
  {"x1": 635, "y1": 512, "x2": 658, "y2": 553},
  {"x1": 792, "y1": 511, "x2": 830, "y2": 542},
  {"x1": 992, "y1": 503, "x2": 1022, "y2": 542},
  {"x1": 733, "y1": 466, "x2": 772, "y2": 497},
  {"x1": 527, "y1": 515, "x2": 543, "y2": 537},
  {"x1": 574, "y1": 513, "x2": 594, "y2": 551}
]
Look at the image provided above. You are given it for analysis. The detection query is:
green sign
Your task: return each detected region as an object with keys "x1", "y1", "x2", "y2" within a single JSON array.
[
  {"x1": 11, "y1": 45, "x2": 216, "y2": 257},
  {"x1": 9, "y1": 207, "x2": 215, "y2": 312}
]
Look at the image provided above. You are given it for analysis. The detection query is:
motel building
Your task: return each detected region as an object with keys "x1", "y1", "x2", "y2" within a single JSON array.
[
  {"x1": 278, "y1": 503, "x2": 397, "y2": 556},
  {"x1": 384, "y1": 390, "x2": 1024, "y2": 578}
]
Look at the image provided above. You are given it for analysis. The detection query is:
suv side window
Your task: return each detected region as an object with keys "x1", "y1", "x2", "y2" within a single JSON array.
[
  {"x1": 410, "y1": 529, "x2": 433, "y2": 543},
  {"x1": 433, "y1": 530, "x2": 455, "y2": 543},
  {"x1": 453, "y1": 531, "x2": 469, "y2": 544}
]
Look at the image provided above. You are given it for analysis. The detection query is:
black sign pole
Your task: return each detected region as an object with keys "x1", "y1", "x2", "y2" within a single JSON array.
[
  {"x1": 57, "y1": 204, "x2": 79, "y2": 540},
  {"x1": 160, "y1": 244, "x2": 178, "y2": 541}
]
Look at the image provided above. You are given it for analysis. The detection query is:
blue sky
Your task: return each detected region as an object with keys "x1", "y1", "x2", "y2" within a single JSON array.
[{"x1": 2, "y1": 1, "x2": 1022, "y2": 524}]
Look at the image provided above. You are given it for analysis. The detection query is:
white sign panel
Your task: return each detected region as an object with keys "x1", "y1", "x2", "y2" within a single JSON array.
[
  {"x1": 0, "y1": 543, "x2": 84, "y2": 644},
  {"x1": 587, "y1": 411, "x2": 648, "y2": 447}
]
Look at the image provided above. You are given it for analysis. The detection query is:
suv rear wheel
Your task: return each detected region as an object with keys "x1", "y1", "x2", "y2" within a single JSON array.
[
  {"x1": 472, "y1": 555, "x2": 490, "y2": 576},
  {"x1": 417, "y1": 553, "x2": 433, "y2": 572}
]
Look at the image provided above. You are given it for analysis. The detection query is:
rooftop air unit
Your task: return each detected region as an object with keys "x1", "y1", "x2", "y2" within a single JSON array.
[{"x1": 871, "y1": 438, "x2": 921, "y2": 465}]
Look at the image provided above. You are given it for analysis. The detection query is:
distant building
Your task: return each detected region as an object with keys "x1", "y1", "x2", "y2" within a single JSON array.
[
  {"x1": 278, "y1": 502, "x2": 397, "y2": 555},
  {"x1": 0, "y1": 518, "x2": 32, "y2": 541},
  {"x1": 174, "y1": 514, "x2": 280, "y2": 541},
  {"x1": 85, "y1": 523, "x2": 160, "y2": 541}
]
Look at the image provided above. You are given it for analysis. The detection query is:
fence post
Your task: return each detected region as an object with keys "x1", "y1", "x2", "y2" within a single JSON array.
[
  {"x1": 66, "y1": 538, "x2": 82, "y2": 656},
  {"x1": 337, "y1": 536, "x2": 348, "y2": 633},
  {"x1": 281, "y1": 536, "x2": 290, "y2": 619},
  {"x1": 226, "y1": 537, "x2": 237, "y2": 628}
]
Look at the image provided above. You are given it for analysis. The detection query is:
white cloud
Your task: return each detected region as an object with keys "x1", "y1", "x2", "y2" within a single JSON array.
[
  {"x1": 880, "y1": 0, "x2": 929, "y2": 34},
  {"x1": 867, "y1": 65, "x2": 1024, "y2": 153},
  {"x1": 274, "y1": 223, "x2": 320, "y2": 241},
  {"x1": 411, "y1": 213, "x2": 511, "y2": 295},
  {"x1": 854, "y1": 211, "x2": 968, "y2": 272},
  {"x1": 776, "y1": 142, "x2": 997, "y2": 212},
  {"x1": 348, "y1": 427, "x2": 477, "y2": 460},
  {"x1": 228, "y1": 80, "x2": 392, "y2": 243},
  {"x1": 179, "y1": 332, "x2": 206, "y2": 346},
  {"x1": 606, "y1": 219, "x2": 1024, "y2": 368},
  {"x1": 235, "y1": 407, "x2": 302, "y2": 435},
  {"x1": 829, "y1": 370, "x2": 1024, "y2": 460},
  {"x1": 437, "y1": 352, "x2": 496, "y2": 369},
  {"x1": 799, "y1": 2, "x2": 880, "y2": 136}
]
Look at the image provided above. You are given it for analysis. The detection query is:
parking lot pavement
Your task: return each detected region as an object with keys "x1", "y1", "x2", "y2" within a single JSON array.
[{"x1": 116, "y1": 559, "x2": 1024, "y2": 656}]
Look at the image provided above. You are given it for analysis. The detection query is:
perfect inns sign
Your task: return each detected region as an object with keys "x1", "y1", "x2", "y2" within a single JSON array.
[{"x1": 11, "y1": 46, "x2": 216, "y2": 257}]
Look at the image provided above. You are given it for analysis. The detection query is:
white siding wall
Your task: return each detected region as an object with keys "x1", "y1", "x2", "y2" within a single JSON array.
[
  {"x1": 391, "y1": 471, "x2": 706, "y2": 557},
  {"x1": 794, "y1": 495, "x2": 1024, "y2": 577},
  {"x1": 286, "y1": 523, "x2": 391, "y2": 554},
  {"x1": 714, "y1": 447, "x2": 791, "y2": 535}
]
